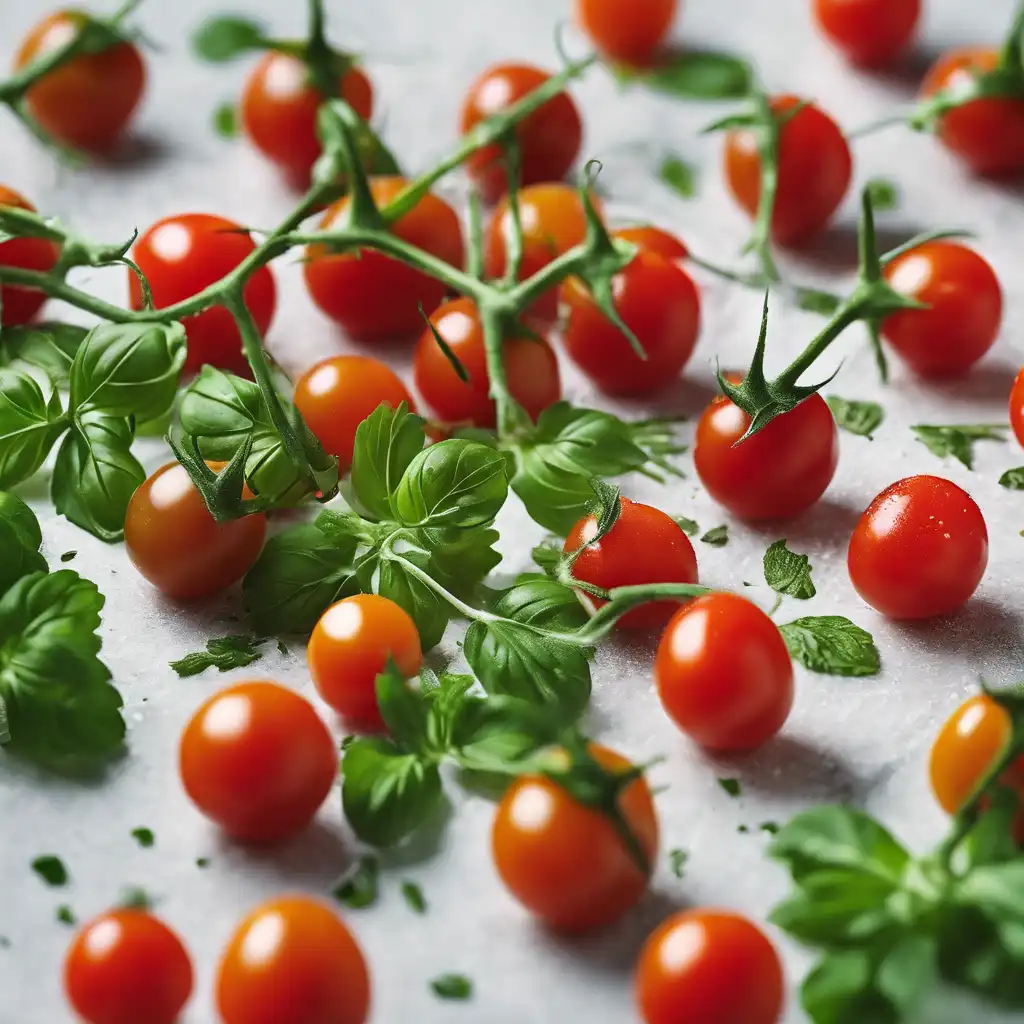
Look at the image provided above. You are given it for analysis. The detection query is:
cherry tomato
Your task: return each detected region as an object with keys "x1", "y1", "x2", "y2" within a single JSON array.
[
  {"x1": 241, "y1": 52, "x2": 373, "y2": 190},
  {"x1": 15, "y1": 11, "x2": 145, "y2": 152},
  {"x1": 848, "y1": 475, "x2": 988, "y2": 620},
  {"x1": 129, "y1": 214, "x2": 276, "y2": 377},
  {"x1": 636, "y1": 909, "x2": 784, "y2": 1024},
  {"x1": 308, "y1": 594, "x2": 423, "y2": 726},
  {"x1": 563, "y1": 497, "x2": 698, "y2": 630},
  {"x1": 64, "y1": 909, "x2": 193, "y2": 1024},
  {"x1": 655, "y1": 593, "x2": 794, "y2": 752},
  {"x1": 0, "y1": 185, "x2": 58, "y2": 326},
  {"x1": 460, "y1": 64, "x2": 583, "y2": 203},
  {"x1": 922, "y1": 49, "x2": 1024, "y2": 177},
  {"x1": 882, "y1": 241, "x2": 1002, "y2": 377},
  {"x1": 575, "y1": 0, "x2": 677, "y2": 65},
  {"x1": 1010, "y1": 368, "x2": 1024, "y2": 449},
  {"x1": 724, "y1": 95, "x2": 852, "y2": 247},
  {"x1": 414, "y1": 297, "x2": 561, "y2": 427},
  {"x1": 217, "y1": 896, "x2": 370, "y2": 1024},
  {"x1": 492, "y1": 743, "x2": 658, "y2": 932},
  {"x1": 304, "y1": 176, "x2": 464, "y2": 341},
  {"x1": 124, "y1": 461, "x2": 267, "y2": 601},
  {"x1": 180, "y1": 680, "x2": 337, "y2": 843},
  {"x1": 561, "y1": 250, "x2": 701, "y2": 396},
  {"x1": 694, "y1": 390, "x2": 838, "y2": 521},
  {"x1": 812, "y1": 0, "x2": 920, "y2": 67},
  {"x1": 614, "y1": 225, "x2": 689, "y2": 264}
]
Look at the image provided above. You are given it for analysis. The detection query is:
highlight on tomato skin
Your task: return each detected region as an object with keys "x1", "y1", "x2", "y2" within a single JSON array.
[
  {"x1": 0, "y1": 185, "x2": 59, "y2": 326},
  {"x1": 812, "y1": 0, "x2": 921, "y2": 68},
  {"x1": 613, "y1": 225, "x2": 689, "y2": 265},
  {"x1": 574, "y1": 0, "x2": 678, "y2": 66}
]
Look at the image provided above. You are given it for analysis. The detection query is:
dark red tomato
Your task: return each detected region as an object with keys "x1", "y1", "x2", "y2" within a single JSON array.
[
  {"x1": 64, "y1": 909, "x2": 193, "y2": 1024},
  {"x1": 636, "y1": 909, "x2": 784, "y2": 1024},
  {"x1": 492, "y1": 744, "x2": 659, "y2": 932},
  {"x1": 694, "y1": 390, "x2": 838, "y2": 521},
  {"x1": 124, "y1": 461, "x2": 267, "y2": 601},
  {"x1": 0, "y1": 185, "x2": 58, "y2": 326},
  {"x1": 563, "y1": 497, "x2": 698, "y2": 630},
  {"x1": 128, "y1": 214, "x2": 276, "y2": 377},
  {"x1": 15, "y1": 10, "x2": 145, "y2": 151},
  {"x1": 614, "y1": 225, "x2": 689, "y2": 264},
  {"x1": 655, "y1": 593, "x2": 794, "y2": 752},
  {"x1": 724, "y1": 95, "x2": 852, "y2": 246},
  {"x1": 179, "y1": 680, "x2": 337, "y2": 843},
  {"x1": 414, "y1": 297, "x2": 561, "y2": 427},
  {"x1": 1010, "y1": 368, "x2": 1024, "y2": 449},
  {"x1": 882, "y1": 241, "x2": 1002, "y2": 377},
  {"x1": 812, "y1": 0, "x2": 920, "y2": 67},
  {"x1": 848, "y1": 474, "x2": 988, "y2": 620},
  {"x1": 217, "y1": 896, "x2": 370, "y2": 1024},
  {"x1": 561, "y1": 250, "x2": 701, "y2": 395},
  {"x1": 575, "y1": 0, "x2": 677, "y2": 65},
  {"x1": 304, "y1": 176, "x2": 464, "y2": 341},
  {"x1": 922, "y1": 49, "x2": 1024, "y2": 177},
  {"x1": 460, "y1": 64, "x2": 583, "y2": 203}
]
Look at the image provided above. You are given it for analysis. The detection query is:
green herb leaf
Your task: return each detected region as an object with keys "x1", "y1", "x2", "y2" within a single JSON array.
[
  {"x1": 668, "y1": 848, "x2": 688, "y2": 878},
  {"x1": 446, "y1": 694, "x2": 563, "y2": 774},
  {"x1": 827, "y1": 396, "x2": 884, "y2": 439},
  {"x1": 169, "y1": 635, "x2": 268, "y2": 678},
  {"x1": 56, "y1": 905, "x2": 76, "y2": 925},
  {"x1": 866, "y1": 178, "x2": 900, "y2": 212},
  {"x1": 418, "y1": 525, "x2": 502, "y2": 603},
  {"x1": 130, "y1": 827, "x2": 154, "y2": 848},
  {"x1": 195, "y1": 857, "x2": 211, "y2": 869},
  {"x1": 911, "y1": 424, "x2": 1007, "y2": 470},
  {"x1": 0, "y1": 369, "x2": 66, "y2": 488},
  {"x1": 658, "y1": 154, "x2": 697, "y2": 198},
  {"x1": 0, "y1": 493, "x2": 46, "y2": 598},
  {"x1": 531, "y1": 540, "x2": 563, "y2": 574},
  {"x1": 431, "y1": 974, "x2": 473, "y2": 1000},
  {"x1": 763, "y1": 539, "x2": 816, "y2": 600},
  {"x1": 192, "y1": 15, "x2": 267, "y2": 62},
  {"x1": 377, "y1": 554, "x2": 450, "y2": 652},
  {"x1": 331, "y1": 855, "x2": 379, "y2": 909},
  {"x1": 401, "y1": 880, "x2": 427, "y2": 914},
  {"x1": 796, "y1": 288, "x2": 844, "y2": 316},
  {"x1": 375, "y1": 662, "x2": 430, "y2": 754},
  {"x1": 0, "y1": 322, "x2": 87, "y2": 387},
  {"x1": 619, "y1": 50, "x2": 753, "y2": 99},
  {"x1": 60, "y1": 551, "x2": 76, "y2": 563},
  {"x1": 701, "y1": 524, "x2": 729, "y2": 546},
  {"x1": 999, "y1": 467, "x2": 1024, "y2": 490},
  {"x1": 672, "y1": 515, "x2": 699, "y2": 536},
  {"x1": 213, "y1": 102, "x2": 238, "y2": 138},
  {"x1": 760, "y1": 821, "x2": 780, "y2": 835},
  {"x1": 718, "y1": 777, "x2": 741, "y2": 797},
  {"x1": 31, "y1": 855, "x2": 67, "y2": 886},
  {"x1": 351, "y1": 402, "x2": 426, "y2": 520},
  {"x1": 779, "y1": 616, "x2": 881, "y2": 677}
]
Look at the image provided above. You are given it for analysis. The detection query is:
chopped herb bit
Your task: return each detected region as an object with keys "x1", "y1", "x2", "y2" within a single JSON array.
[
  {"x1": 658, "y1": 154, "x2": 698, "y2": 198},
  {"x1": 718, "y1": 777, "x2": 741, "y2": 798},
  {"x1": 276, "y1": 639, "x2": 289, "y2": 656},
  {"x1": 131, "y1": 827, "x2": 155, "y2": 848},
  {"x1": 911, "y1": 424, "x2": 1007, "y2": 470},
  {"x1": 826, "y1": 396, "x2": 884, "y2": 439},
  {"x1": 56, "y1": 905, "x2": 76, "y2": 925},
  {"x1": 763, "y1": 539, "x2": 815, "y2": 600},
  {"x1": 738, "y1": 824, "x2": 750, "y2": 834},
  {"x1": 760, "y1": 821, "x2": 780, "y2": 834},
  {"x1": 1000, "y1": 467, "x2": 1024, "y2": 490},
  {"x1": 120, "y1": 888, "x2": 152, "y2": 910},
  {"x1": 196, "y1": 857, "x2": 211, "y2": 869},
  {"x1": 169, "y1": 634, "x2": 269, "y2": 677},
  {"x1": 0, "y1": 936, "x2": 9, "y2": 948},
  {"x1": 213, "y1": 102, "x2": 239, "y2": 138},
  {"x1": 332, "y1": 856, "x2": 379, "y2": 909},
  {"x1": 866, "y1": 177, "x2": 900, "y2": 212},
  {"x1": 531, "y1": 539, "x2": 563, "y2": 574},
  {"x1": 668, "y1": 848, "x2": 689, "y2": 878},
  {"x1": 431, "y1": 974, "x2": 473, "y2": 1000},
  {"x1": 59, "y1": 550, "x2": 77, "y2": 563},
  {"x1": 672, "y1": 515, "x2": 699, "y2": 536},
  {"x1": 32, "y1": 856, "x2": 68, "y2": 887},
  {"x1": 701, "y1": 524, "x2": 729, "y2": 547},
  {"x1": 401, "y1": 880, "x2": 427, "y2": 914},
  {"x1": 340, "y1": 735, "x2": 356, "y2": 751},
  {"x1": 779, "y1": 616, "x2": 881, "y2": 677}
]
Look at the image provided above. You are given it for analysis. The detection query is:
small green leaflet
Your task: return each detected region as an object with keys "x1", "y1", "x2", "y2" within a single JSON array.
[
  {"x1": 911, "y1": 424, "x2": 1007, "y2": 470},
  {"x1": 673, "y1": 515, "x2": 699, "y2": 536},
  {"x1": 668, "y1": 848, "x2": 689, "y2": 878},
  {"x1": 760, "y1": 821, "x2": 780, "y2": 835},
  {"x1": 531, "y1": 540, "x2": 562, "y2": 574},
  {"x1": 1000, "y1": 467, "x2": 1024, "y2": 490},
  {"x1": 192, "y1": 15, "x2": 267, "y2": 61},
  {"x1": 32, "y1": 856, "x2": 68, "y2": 886},
  {"x1": 401, "y1": 880, "x2": 427, "y2": 914},
  {"x1": 332, "y1": 856, "x2": 380, "y2": 909},
  {"x1": 213, "y1": 102, "x2": 239, "y2": 138},
  {"x1": 827, "y1": 396, "x2": 884, "y2": 439},
  {"x1": 130, "y1": 827, "x2": 154, "y2": 849},
  {"x1": 866, "y1": 178, "x2": 900, "y2": 212},
  {"x1": 780, "y1": 616, "x2": 880, "y2": 677},
  {"x1": 196, "y1": 858, "x2": 211, "y2": 869},
  {"x1": 718, "y1": 778, "x2": 741, "y2": 797},
  {"x1": 701, "y1": 525, "x2": 729, "y2": 546},
  {"x1": 658, "y1": 154, "x2": 697, "y2": 198},
  {"x1": 763, "y1": 540, "x2": 815, "y2": 600},
  {"x1": 431, "y1": 974, "x2": 473, "y2": 1000},
  {"x1": 617, "y1": 50, "x2": 753, "y2": 100},
  {"x1": 56, "y1": 906, "x2": 76, "y2": 926},
  {"x1": 169, "y1": 635, "x2": 269, "y2": 677},
  {"x1": 796, "y1": 288, "x2": 843, "y2": 316},
  {"x1": 59, "y1": 551, "x2": 77, "y2": 563}
]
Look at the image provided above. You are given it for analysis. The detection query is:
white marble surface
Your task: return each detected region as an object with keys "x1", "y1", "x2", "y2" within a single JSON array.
[{"x1": 2, "y1": 0, "x2": 1024, "y2": 1021}]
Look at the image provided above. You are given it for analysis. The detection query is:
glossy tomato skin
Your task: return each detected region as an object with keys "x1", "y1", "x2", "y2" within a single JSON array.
[
  {"x1": 124, "y1": 461, "x2": 267, "y2": 601},
  {"x1": 561, "y1": 250, "x2": 701, "y2": 396},
  {"x1": 492, "y1": 744, "x2": 658, "y2": 932},
  {"x1": 414, "y1": 297, "x2": 561, "y2": 427},
  {"x1": 724, "y1": 95, "x2": 852, "y2": 246},
  {"x1": 217, "y1": 896, "x2": 370, "y2": 1024},
  {"x1": 812, "y1": 0, "x2": 920, "y2": 67},
  {"x1": 563, "y1": 497, "x2": 698, "y2": 630},
  {"x1": 242, "y1": 52, "x2": 373, "y2": 190},
  {"x1": 636, "y1": 909, "x2": 784, "y2": 1024},
  {"x1": 575, "y1": 0, "x2": 677, "y2": 65},
  {"x1": 655, "y1": 593, "x2": 794, "y2": 752},
  {"x1": 882, "y1": 241, "x2": 1002, "y2": 377},
  {"x1": 923, "y1": 50, "x2": 1024, "y2": 177},
  {"x1": 614, "y1": 225, "x2": 689, "y2": 264},
  {"x1": 0, "y1": 185, "x2": 58, "y2": 326},
  {"x1": 304, "y1": 176, "x2": 464, "y2": 340},
  {"x1": 64, "y1": 909, "x2": 193, "y2": 1024},
  {"x1": 1010, "y1": 368, "x2": 1024, "y2": 449},
  {"x1": 848, "y1": 475, "x2": 988, "y2": 620},
  {"x1": 694, "y1": 391, "x2": 838, "y2": 521},
  {"x1": 308, "y1": 594, "x2": 423, "y2": 726},
  {"x1": 15, "y1": 11, "x2": 145, "y2": 151},
  {"x1": 129, "y1": 214, "x2": 276, "y2": 377},
  {"x1": 460, "y1": 64, "x2": 583, "y2": 203},
  {"x1": 179, "y1": 680, "x2": 337, "y2": 843}
]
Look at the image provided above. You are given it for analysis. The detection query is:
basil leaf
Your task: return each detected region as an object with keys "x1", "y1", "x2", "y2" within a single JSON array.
[
  {"x1": 701, "y1": 524, "x2": 729, "y2": 546},
  {"x1": 192, "y1": 15, "x2": 267, "y2": 62},
  {"x1": 0, "y1": 494, "x2": 46, "y2": 598},
  {"x1": 0, "y1": 492, "x2": 41, "y2": 552},
  {"x1": 213, "y1": 102, "x2": 239, "y2": 138},
  {"x1": 866, "y1": 178, "x2": 900, "y2": 213},
  {"x1": 0, "y1": 322, "x2": 87, "y2": 386},
  {"x1": 911, "y1": 424, "x2": 1007, "y2": 470},
  {"x1": 0, "y1": 369, "x2": 66, "y2": 488},
  {"x1": 494, "y1": 577, "x2": 589, "y2": 631},
  {"x1": 532, "y1": 540, "x2": 562, "y2": 574},
  {"x1": 447, "y1": 694, "x2": 562, "y2": 774},
  {"x1": 658, "y1": 154, "x2": 697, "y2": 198},
  {"x1": 938, "y1": 905, "x2": 1024, "y2": 1008},
  {"x1": 179, "y1": 365, "x2": 262, "y2": 451},
  {"x1": 763, "y1": 539, "x2": 816, "y2": 599},
  {"x1": 770, "y1": 871, "x2": 896, "y2": 945},
  {"x1": 999, "y1": 467, "x2": 1024, "y2": 490},
  {"x1": 351, "y1": 402, "x2": 425, "y2": 520},
  {"x1": 779, "y1": 616, "x2": 881, "y2": 677},
  {"x1": 378, "y1": 555, "x2": 449, "y2": 651},
  {"x1": 374, "y1": 663, "x2": 430, "y2": 753},
  {"x1": 801, "y1": 950, "x2": 898, "y2": 1024},
  {"x1": 419, "y1": 526, "x2": 501, "y2": 600},
  {"x1": 619, "y1": 50, "x2": 753, "y2": 99},
  {"x1": 827, "y1": 396, "x2": 884, "y2": 439},
  {"x1": 672, "y1": 515, "x2": 699, "y2": 536},
  {"x1": 332, "y1": 855, "x2": 379, "y2": 909},
  {"x1": 169, "y1": 635, "x2": 268, "y2": 677}
]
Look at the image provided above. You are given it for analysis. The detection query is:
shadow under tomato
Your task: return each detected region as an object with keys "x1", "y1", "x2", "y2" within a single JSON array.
[
  {"x1": 739, "y1": 494, "x2": 864, "y2": 548},
  {"x1": 599, "y1": 373, "x2": 720, "y2": 423},
  {"x1": 93, "y1": 130, "x2": 174, "y2": 173},
  {"x1": 786, "y1": 220, "x2": 932, "y2": 275},
  {"x1": 856, "y1": 42, "x2": 950, "y2": 94},
  {"x1": 895, "y1": 361, "x2": 1020, "y2": 408}
]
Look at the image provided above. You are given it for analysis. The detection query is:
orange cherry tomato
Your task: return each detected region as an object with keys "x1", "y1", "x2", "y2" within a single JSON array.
[
  {"x1": 575, "y1": 0, "x2": 678, "y2": 65},
  {"x1": 0, "y1": 185, "x2": 59, "y2": 326},
  {"x1": 64, "y1": 909, "x2": 193, "y2": 1024},
  {"x1": 492, "y1": 743, "x2": 658, "y2": 932},
  {"x1": 15, "y1": 10, "x2": 145, "y2": 151},
  {"x1": 124, "y1": 461, "x2": 267, "y2": 601},
  {"x1": 614, "y1": 224, "x2": 689, "y2": 264},
  {"x1": 217, "y1": 896, "x2": 370, "y2": 1024},
  {"x1": 179, "y1": 680, "x2": 337, "y2": 843},
  {"x1": 1010, "y1": 367, "x2": 1024, "y2": 449},
  {"x1": 813, "y1": 0, "x2": 920, "y2": 67}
]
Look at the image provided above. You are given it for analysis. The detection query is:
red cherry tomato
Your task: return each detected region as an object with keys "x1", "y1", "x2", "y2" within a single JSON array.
[
  {"x1": 724, "y1": 95, "x2": 852, "y2": 247},
  {"x1": 64, "y1": 909, "x2": 193, "y2": 1024},
  {"x1": 563, "y1": 497, "x2": 698, "y2": 630},
  {"x1": 15, "y1": 11, "x2": 145, "y2": 152},
  {"x1": 124, "y1": 461, "x2": 267, "y2": 601},
  {"x1": 492, "y1": 743, "x2": 658, "y2": 932},
  {"x1": 614, "y1": 225, "x2": 689, "y2": 264},
  {"x1": 636, "y1": 909, "x2": 784, "y2": 1024},
  {"x1": 575, "y1": 0, "x2": 677, "y2": 65},
  {"x1": 460, "y1": 64, "x2": 583, "y2": 203},
  {"x1": 217, "y1": 896, "x2": 370, "y2": 1024},
  {"x1": 848, "y1": 474, "x2": 988, "y2": 620},
  {"x1": 414, "y1": 297, "x2": 561, "y2": 427},
  {"x1": 561, "y1": 250, "x2": 701, "y2": 396},
  {"x1": 129, "y1": 214, "x2": 276, "y2": 377},
  {"x1": 694, "y1": 390, "x2": 838, "y2": 521},
  {"x1": 1010, "y1": 368, "x2": 1024, "y2": 448},
  {"x1": 179, "y1": 680, "x2": 337, "y2": 843},
  {"x1": 304, "y1": 176, "x2": 464, "y2": 341},
  {"x1": 922, "y1": 49, "x2": 1024, "y2": 177},
  {"x1": 812, "y1": 0, "x2": 920, "y2": 67},
  {"x1": 241, "y1": 52, "x2": 373, "y2": 190},
  {"x1": 307, "y1": 594, "x2": 423, "y2": 726},
  {"x1": 882, "y1": 241, "x2": 1002, "y2": 377},
  {"x1": 0, "y1": 185, "x2": 58, "y2": 326},
  {"x1": 655, "y1": 593, "x2": 794, "y2": 752}
]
